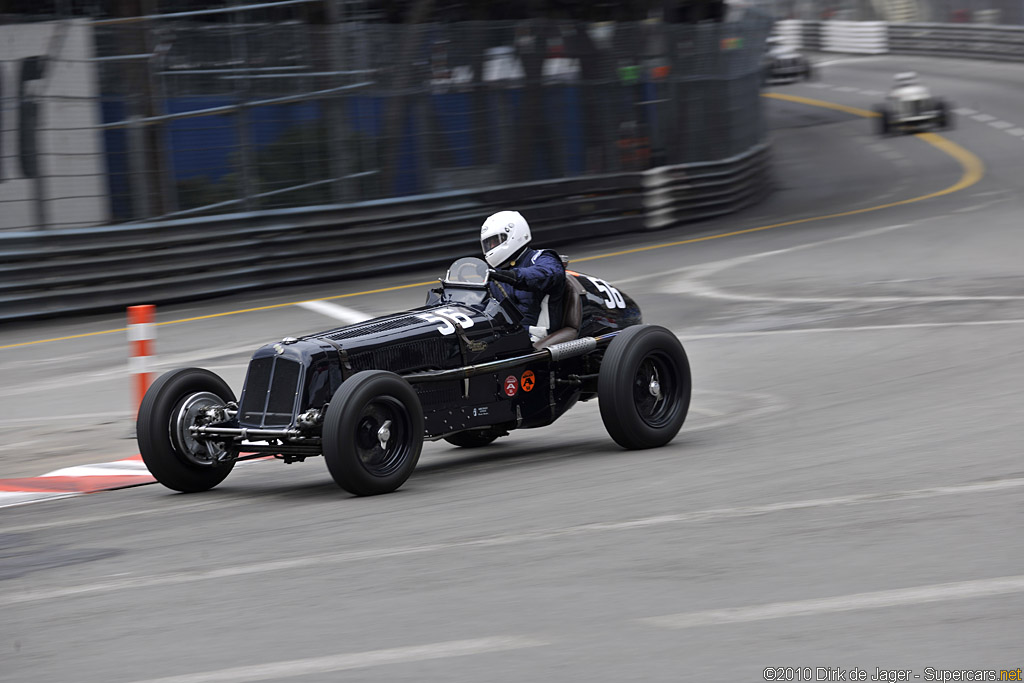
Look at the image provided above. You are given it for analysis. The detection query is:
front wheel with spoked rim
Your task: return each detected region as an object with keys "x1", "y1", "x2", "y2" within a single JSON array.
[
  {"x1": 322, "y1": 370, "x2": 424, "y2": 496},
  {"x1": 598, "y1": 325, "x2": 691, "y2": 449},
  {"x1": 137, "y1": 368, "x2": 237, "y2": 492}
]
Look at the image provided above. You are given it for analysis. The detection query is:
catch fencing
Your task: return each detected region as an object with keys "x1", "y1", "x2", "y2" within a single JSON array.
[
  {"x1": 1, "y1": 6, "x2": 772, "y2": 231},
  {"x1": 0, "y1": 5, "x2": 778, "y2": 321}
]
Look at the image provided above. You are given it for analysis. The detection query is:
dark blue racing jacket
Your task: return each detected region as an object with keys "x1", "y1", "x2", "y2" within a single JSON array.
[{"x1": 489, "y1": 247, "x2": 566, "y2": 328}]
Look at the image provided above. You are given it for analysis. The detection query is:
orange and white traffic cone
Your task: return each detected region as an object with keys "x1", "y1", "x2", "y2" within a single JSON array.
[{"x1": 128, "y1": 304, "x2": 156, "y2": 436}]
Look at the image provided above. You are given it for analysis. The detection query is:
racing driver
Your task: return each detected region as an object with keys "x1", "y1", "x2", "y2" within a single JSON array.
[{"x1": 481, "y1": 210, "x2": 565, "y2": 339}]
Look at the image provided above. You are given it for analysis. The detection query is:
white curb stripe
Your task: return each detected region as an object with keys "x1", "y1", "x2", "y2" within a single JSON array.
[
  {"x1": 121, "y1": 636, "x2": 547, "y2": 683},
  {"x1": 0, "y1": 491, "x2": 79, "y2": 508},
  {"x1": 972, "y1": 113, "x2": 996, "y2": 122},
  {"x1": 954, "y1": 107, "x2": 976, "y2": 116},
  {"x1": 1007, "y1": 127, "x2": 1024, "y2": 136},
  {"x1": 4, "y1": 476, "x2": 1022, "y2": 605},
  {"x1": 296, "y1": 300, "x2": 371, "y2": 324},
  {"x1": 0, "y1": 456, "x2": 276, "y2": 510},
  {"x1": 988, "y1": 120, "x2": 1013, "y2": 130},
  {"x1": 678, "y1": 319, "x2": 1024, "y2": 340},
  {"x1": 641, "y1": 575, "x2": 1024, "y2": 629},
  {"x1": 41, "y1": 462, "x2": 151, "y2": 478}
]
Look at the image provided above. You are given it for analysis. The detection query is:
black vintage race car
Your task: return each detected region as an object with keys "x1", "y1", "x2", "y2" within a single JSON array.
[{"x1": 138, "y1": 257, "x2": 692, "y2": 496}]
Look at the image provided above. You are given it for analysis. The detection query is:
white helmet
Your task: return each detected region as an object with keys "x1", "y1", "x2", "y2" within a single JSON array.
[{"x1": 481, "y1": 210, "x2": 531, "y2": 268}]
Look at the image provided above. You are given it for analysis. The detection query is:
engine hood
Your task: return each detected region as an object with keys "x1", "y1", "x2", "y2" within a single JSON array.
[{"x1": 308, "y1": 310, "x2": 446, "y2": 350}]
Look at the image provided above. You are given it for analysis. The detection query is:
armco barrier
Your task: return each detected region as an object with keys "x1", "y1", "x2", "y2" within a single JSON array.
[
  {"x1": 643, "y1": 145, "x2": 770, "y2": 231},
  {"x1": 0, "y1": 146, "x2": 771, "y2": 322},
  {"x1": 774, "y1": 20, "x2": 1024, "y2": 62},
  {"x1": 774, "y1": 19, "x2": 805, "y2": 49},
  {"x1": 821, "y1": 21, "x2": 889, "y2": 54},
  {"x1": 770, "y1": 20, "x2": 824, "y2": 51},
  {"x1": 888, "y1": 23, "x2": 1024, "y2": 61}
]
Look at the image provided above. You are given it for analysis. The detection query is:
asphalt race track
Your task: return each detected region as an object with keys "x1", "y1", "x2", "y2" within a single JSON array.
[{"x1": 2, "y1": 55, "x2": 1023, "y2": 682}]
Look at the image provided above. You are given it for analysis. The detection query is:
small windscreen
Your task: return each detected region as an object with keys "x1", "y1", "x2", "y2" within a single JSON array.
[{"x1": 444, "y1": 257, "x2": 490, "y2": 286}]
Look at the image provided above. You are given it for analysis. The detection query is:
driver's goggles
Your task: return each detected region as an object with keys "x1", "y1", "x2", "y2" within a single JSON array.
[{"x1": 482, "y1": 233, "x2": 507, "y2": 252}]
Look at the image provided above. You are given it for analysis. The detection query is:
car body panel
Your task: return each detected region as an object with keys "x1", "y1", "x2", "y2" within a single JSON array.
[
  {"x1": 232, "y1": 261, "x2": 641, "y2": 447},
  {"x1": 762, "y1": 40, "x2": 811, "y2": 84}
]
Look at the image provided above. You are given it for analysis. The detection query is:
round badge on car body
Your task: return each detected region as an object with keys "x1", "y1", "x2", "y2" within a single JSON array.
[
  {"x1": 521, "y1": 370, "x2": 535, "y2": 392},
  {"x1": 504, "y1": 375, "x2": 518, "y2": 397}
]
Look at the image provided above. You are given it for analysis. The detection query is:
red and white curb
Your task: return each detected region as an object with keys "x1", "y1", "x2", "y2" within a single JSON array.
[
  {"x1": 0, "y1": 454, "x2": 156, "y2": 509},
  {"x1": 0, "y1": 454, "x2": 276, "y2": 509},
  {"x1": 1, "y1": 302, "x2": 361, "y2": 511}
]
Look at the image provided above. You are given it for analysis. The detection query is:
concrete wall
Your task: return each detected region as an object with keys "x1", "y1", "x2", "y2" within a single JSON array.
[{"x1": 0, "y1": 20, "x2": 107, "y2": 230}]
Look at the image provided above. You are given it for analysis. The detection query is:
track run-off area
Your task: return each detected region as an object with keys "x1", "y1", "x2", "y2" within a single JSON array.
[{"x1": 2, "y1": 54, "x2": 1023, "y2": 682}]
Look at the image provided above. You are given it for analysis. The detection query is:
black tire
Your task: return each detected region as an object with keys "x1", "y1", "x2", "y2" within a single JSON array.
[
  {"x1": 803, "y1": 62, "x2": 815, "y2": 81},
  {"x1": 874, "y1": 106, "x2": 889, "y2": 136},
  {"x1": 598, "y1": 325, "x2": 691, "y2": 450},
  {"x1": 322, "y1": 370, "x2": 423, "y2": 496},
  {"x1": 936, "y1": 100, "x2": 953, "y2": 130},
  {"x1": 137, "y1": 368, "x2": 237, "y2": 493},
  {"x1": 444, "y1": 430, "x2": 500, "y2": 448}
]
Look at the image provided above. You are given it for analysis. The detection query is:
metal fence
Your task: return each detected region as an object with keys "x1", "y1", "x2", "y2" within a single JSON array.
[{"x1": 0, "y1": 5, "x2": 773, "y2": 230}]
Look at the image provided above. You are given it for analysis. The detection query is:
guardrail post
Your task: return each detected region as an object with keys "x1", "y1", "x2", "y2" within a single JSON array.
[
  {"x1": 324, "y1": 0, "x2": 353, "y2": 203},
  {"x1": 128, "y1": 304, "x2": 156, "y2": 431},
  {"x1": 229, "y1": 0, "x2": 257, "y2": 211},
  {"x1": 126, "y1": 115, "x2": 152, "y2": 220}
]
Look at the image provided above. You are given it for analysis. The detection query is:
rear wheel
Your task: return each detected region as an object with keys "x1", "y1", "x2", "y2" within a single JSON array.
[
  {"x1": 874, "y1": 106, "x2": 890, "y2": 136},
  {"x1": 598, "y1": 325, "x2": 691, "y2": 449},
  {"x1": 936, "y1": 99, "x2": 953, "y2": 129},
  {"x1": 137, "y1": 368, "x2": 236, "y2": 493},
  {"x1": 444, "y1": 430, "x2": 501, "y2": 448},
  {"x1": 322, "y1": 370, "x2": 423, "y2": 496}
]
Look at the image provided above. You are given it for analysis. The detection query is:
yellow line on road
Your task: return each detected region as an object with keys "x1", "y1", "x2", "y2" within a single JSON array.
[
  {"x1": 571, "y1": 97, "x2": 983, "y2": 264},
  {"x1": 762, "y1": 91, "x2": 879, "y2": 118},
  {"x1": 2, "y1": 94, "x2": 985, "y2": 350}
]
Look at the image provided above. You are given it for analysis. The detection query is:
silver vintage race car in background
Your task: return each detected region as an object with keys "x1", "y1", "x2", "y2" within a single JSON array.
[
  {"x1": 874, "y1": 72, "x2": 953, "y2": 135},
  {"x1": 762, "y1": 36, "x2": 813, "y2": 84}
]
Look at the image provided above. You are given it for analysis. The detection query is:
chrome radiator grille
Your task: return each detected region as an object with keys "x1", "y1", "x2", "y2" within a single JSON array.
[{"x1": 239, "y1": 356, "x2": 301, "y2": 427}]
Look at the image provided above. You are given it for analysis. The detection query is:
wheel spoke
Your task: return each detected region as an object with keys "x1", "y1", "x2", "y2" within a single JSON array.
[
  {"x1": 352, "y1": 398, "x2": 409, "y2": 477},
  {"x1": 171, "y1": 391, "x2": 228, "y2": 466},
  {"x1": 631, "y1": 353, "x2": 677, "y2": 429}
]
